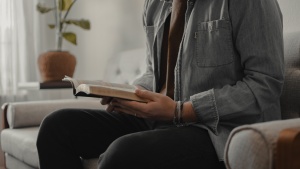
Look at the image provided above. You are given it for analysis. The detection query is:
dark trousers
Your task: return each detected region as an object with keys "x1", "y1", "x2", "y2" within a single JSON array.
[{"x1": 37, "y1": 108, "x2": 225, "y2": 169}]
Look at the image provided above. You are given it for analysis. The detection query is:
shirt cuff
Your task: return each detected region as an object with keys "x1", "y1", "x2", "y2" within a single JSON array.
[{"x1": 190, "y1": 89, "x2": 219, "y2": 135}]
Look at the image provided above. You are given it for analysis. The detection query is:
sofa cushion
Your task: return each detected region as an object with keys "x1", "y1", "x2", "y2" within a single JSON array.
[
  {"x1": 1, "y1": 127, "x2": 103, "y2": 169},
  {"x1": 5, "y1": 154, "x2": 36, "y2": 169},
  {"x1": 1, "y1": 127, "x2": 39, "y2": 168},
  {"x1": 6, "y1": 99, "x2": 103, "y2": 129},
  {"x1": 224, "y1": 118, "x2": 300, "y2": 169}
]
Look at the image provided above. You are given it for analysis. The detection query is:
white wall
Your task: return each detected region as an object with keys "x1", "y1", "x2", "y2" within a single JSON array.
[
  {"x1": 277, "y1": 0, "x2": 300, "y2": 33},
  {"x1": 59, "y1": 0, "x2": 145, "y2": 80},
  {"x1": 63, "y1": 0, "x2": 300, "y2": 81}
]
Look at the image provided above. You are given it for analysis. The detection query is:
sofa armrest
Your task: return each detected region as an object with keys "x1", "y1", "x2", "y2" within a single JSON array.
[
  {"x1": 1, "y1": 99, "x2": 106, "y2": 129},
  {"x1": 224, "y1": 118, "x2": 300, "y2": 169},
  {"x1": 276, "y1": 127, "x2": 300, "y2": 169},
  {"x1": 1, "y1": 103, "x2": 9, "y2": 130}
]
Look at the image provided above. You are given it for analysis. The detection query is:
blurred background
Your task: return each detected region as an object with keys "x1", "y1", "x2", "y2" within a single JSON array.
[
  {"x1": 0, "y1": 0, "x2": 300, "y2": 105},
  {"x1": 0, "y1": 0, "x2": 145, "y2": 104}
]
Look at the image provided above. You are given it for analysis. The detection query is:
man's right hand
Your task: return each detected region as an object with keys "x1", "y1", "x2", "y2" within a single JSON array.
[
  {"x1": 101, "y1": 97, "x2": 114, "y2": 112},
  {"x1": 100, "y1": 85, "x2": 145, "y2": 113}
]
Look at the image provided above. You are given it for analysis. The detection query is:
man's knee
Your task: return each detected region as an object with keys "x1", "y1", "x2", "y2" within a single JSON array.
[
  {"x1": 39, "y1": 109, "x2": 70, "y2": 131},
  {"x1": 37, "y1": 109, "x2": 74, "y2": 147},
  {"x1": 98, "y1": 133, "x2": 146, "y2": 169}
]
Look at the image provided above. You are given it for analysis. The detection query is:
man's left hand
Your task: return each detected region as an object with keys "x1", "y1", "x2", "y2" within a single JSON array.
[{"x1": 110, "y1": 89, "x2": 176, "y2": 121}]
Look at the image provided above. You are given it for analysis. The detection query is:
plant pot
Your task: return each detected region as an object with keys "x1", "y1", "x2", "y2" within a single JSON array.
[{"x1": 38, "y1": 51, "x2": 76, "y2": 82}]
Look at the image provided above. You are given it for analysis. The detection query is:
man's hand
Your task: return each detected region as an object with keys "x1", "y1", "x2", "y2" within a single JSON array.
[
  {"x1": 111, "y1": 89, "x2": 176, "y2": 121},
  {"x1": 100, "y1": 85, "x2": 146, "y2": 113},
  {"x1": 100, "y1": 97, "x2": 114, "y2": 112}
]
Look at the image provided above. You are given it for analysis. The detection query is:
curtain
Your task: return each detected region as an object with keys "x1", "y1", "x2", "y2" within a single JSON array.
[{"x1": 0, "y1": 0, "x2": 25, "y2": 104}]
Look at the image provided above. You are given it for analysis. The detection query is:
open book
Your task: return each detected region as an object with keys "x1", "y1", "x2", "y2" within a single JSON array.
[{"x1": 63, "y1": 76, "x2": 147, "y2": 102}]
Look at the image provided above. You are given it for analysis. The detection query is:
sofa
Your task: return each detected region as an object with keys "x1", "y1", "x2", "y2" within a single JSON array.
[
  {"x1": 224, "y1": 31, "x2": 300, "y2": 169},
  {"x1": 0, "y1": 48, "x2": 146, "y2": 169}
]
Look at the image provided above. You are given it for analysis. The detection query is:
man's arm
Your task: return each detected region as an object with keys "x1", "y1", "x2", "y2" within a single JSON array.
[
  {"x1": 132, "y1": 0, "x2": 155, "y2": 91},
  {"x1": 189, "y1": 0, "x2": 284, "y2": 134}
]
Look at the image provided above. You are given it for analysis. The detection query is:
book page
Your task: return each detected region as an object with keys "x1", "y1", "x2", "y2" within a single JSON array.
[
  {"x1": 63, "y1": 75, "x2": 138, "y2": 94},
  {"x1": 76, "y1": 84, "x2": 146, "y2": 102},
  {"x1": 63, "y1": 76, "x2": 104, "y2": 88},
  {"x1": 62, "y1": 76, "x2": 146, "y2": 101},
  {"x1": 93, "y1": 82, "x2": 137, "y2": 91}
]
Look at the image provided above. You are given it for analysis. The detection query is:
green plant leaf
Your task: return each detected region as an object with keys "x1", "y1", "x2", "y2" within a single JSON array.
[
  {"x1": 62, "y1": 32, "x2": 77, "y2": 45},
  {"x1": 64, "y1": 19, "x2": 91, "y2": 30},
  {"x1": 48, "y1": 24, "x2": 56, "y2": 29},
  {"x1": 37, "y1": 3, "x2": 53, "y2": 14},
  {"x1": 59, "y1": 0, "x2": 74, "y2": 11}
]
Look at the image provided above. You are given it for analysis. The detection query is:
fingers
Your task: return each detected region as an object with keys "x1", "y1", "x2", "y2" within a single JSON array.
[
  {"x1": 113, "y1": 106, "x2": 143, "y2": 118},
  {"x1": 135, "y1": 89, "x2": 159, "y2": 101},
  {"x1": 105, "y1": 98, "x2": 134, "y2": 114},
  {"x1": 106, "y1": 104, "x2": 114, "y2": 113},
  {"x1": 106, "y1": 99, "x2": 124, "y2": 113},
  {"x1": 103, "y1": 98, "x2": 139, "y2": 115},
  {"x1": 101, "y1": 97, "x2": 113, "y2": 105},
  {"x1": 107, "y1": 94, "x2": 176, "y2": 121},
  {"x1": 113, "y1": 99, "x2": 147, "y2": 113},
  {"x1": 111, "y1": 99, "x2": 144, "y2": 117}
]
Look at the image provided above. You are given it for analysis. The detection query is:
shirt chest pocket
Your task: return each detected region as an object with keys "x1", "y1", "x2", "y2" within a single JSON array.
[{"x1": 195, "y1": 19, "x2": 234, "y2": 67}]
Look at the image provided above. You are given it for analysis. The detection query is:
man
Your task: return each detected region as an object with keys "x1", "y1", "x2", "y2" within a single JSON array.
[{"x1": 37, "y1": 0, "x2": 284, "y2": 168}]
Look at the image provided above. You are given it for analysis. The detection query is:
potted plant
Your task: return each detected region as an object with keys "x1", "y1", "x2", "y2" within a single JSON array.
[{"x1": 37, "y1": 0, "x2": 90, "y2": 82}]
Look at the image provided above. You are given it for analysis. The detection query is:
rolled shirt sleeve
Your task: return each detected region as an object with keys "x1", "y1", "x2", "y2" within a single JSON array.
[{"x1": 191, "y1": 89, "x2": 219, "y2": 134}]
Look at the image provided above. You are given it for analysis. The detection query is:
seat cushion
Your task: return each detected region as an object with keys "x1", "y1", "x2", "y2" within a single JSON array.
[
  {"x1": 1, "y1": 127, "x2": 99, "y2": 169},
  {"x1": 5, "y1": 153, "x2": 36, "y2": 169},
  {"x1": 1, "y1": 127, "x2": 39, "y2": 168}
]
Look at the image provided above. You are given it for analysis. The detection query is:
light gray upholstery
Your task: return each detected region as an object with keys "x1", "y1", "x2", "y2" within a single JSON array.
[
  {"x1": 224, "y1": 31, "x2": 300, "y2": 169},
  {"x1": 1, "y1": 127, "x2": 39, "y2": 168},
  {"x1": 225, "y1": 118, "x2": 300, "y2": 169},
  {"x1": 5, "y1": 154, "x2": 35, "y2": 169},
  {"x1": 6, "y1": 99, "x2": 103, "y2": 129}
]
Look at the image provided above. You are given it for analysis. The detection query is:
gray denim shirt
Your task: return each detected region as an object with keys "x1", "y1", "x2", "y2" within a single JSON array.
[{"x1": 133, "y1": 0, "x2": 284, "y2": 160}]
